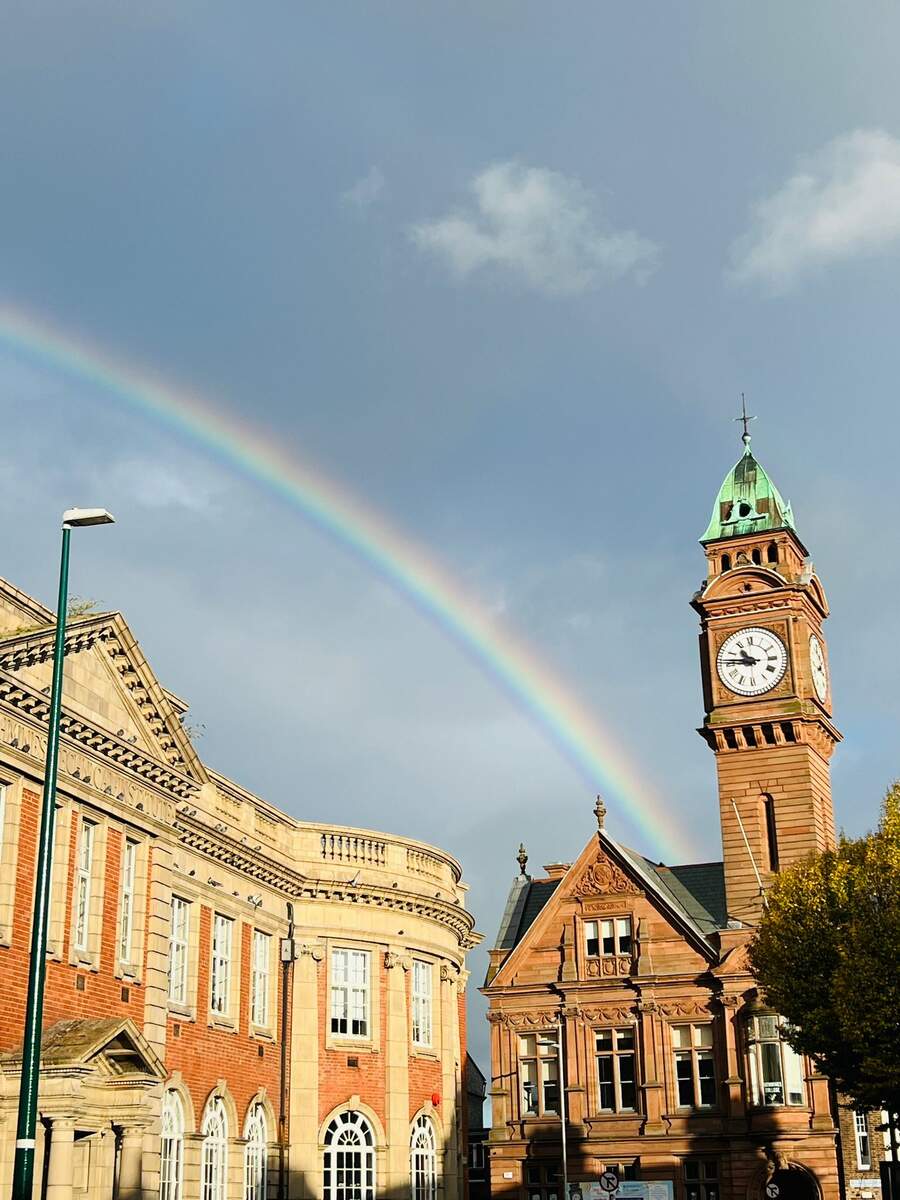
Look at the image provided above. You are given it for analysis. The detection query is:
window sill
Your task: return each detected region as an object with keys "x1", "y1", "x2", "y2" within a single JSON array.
[
  {"x1": 250, "y1": 1025, "x2": 276, "y2": 1042},
  {"x1": 167, "y1": 1001, "x2": 196, "y2": 1021},
  {"x1": 115, "y1": 963, "x2": 142, "y2": 984},
  {"x1": 70, "y1": 954, "x2": 99, "y2": 973},
  {"x1": 208, "y1": 1015, "x2": 238, "y2": 1034},
  {"x1": 327, "y1": 1036, "x2": 378, "y2": 1053},
  {"x1": 411, "y1": 1046, "x2": 439, "y2": 1060}
]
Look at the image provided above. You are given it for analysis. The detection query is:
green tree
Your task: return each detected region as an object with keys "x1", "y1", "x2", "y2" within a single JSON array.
[{"x1": 749, "y1": 785, "x2": 900, "y2": 1145}]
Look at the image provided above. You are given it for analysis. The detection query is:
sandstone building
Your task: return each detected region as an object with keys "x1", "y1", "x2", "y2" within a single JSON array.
[
  {"x1": 0, "y1": 576, "x2": 480, "y2": 1197},
  {"x1": 483, "y1": 436, "x2": 887, "y2": 1200}
]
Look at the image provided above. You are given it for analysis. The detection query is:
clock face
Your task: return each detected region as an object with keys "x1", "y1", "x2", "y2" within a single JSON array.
[
  {"x1": 716, "y1": 626, "x2": 788, "y2": 697},
  {"x1": 809, "y1": 634, "x2": 828, "y2": 702}
]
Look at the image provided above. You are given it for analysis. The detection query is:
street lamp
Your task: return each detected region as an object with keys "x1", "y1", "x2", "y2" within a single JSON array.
[
  {"x1": 11, "y1": 508, "x2": 115, "y2": 1200},
  {"x1": 538, "y1": 1020, "x2": 568, "y2": 1200}
]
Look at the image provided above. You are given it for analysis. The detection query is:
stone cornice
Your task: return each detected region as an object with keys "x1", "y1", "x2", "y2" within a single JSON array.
[{"x1": 175, "y1": 816, "x2": 482, "y2": 951}]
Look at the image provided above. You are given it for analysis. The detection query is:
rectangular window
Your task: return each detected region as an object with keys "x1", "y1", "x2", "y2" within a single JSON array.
[
  {"x1": 330, "y1": 948, "x2": 370, "y2": 1038},
  {"x1": 585, "y1": 920, "x2": 600, "y2": 957},
  {"x1": 412, "y1": 959, "x2": 433, "y2": 1046},
  {"x1": 597, "y1": 916, "x2": 633, "y2": 956},
  {"x1": 685, "y1": 1161, "x2": 719, "y2": 1200},
  {"x1": 748, "y1": 1014, "x2": 805, "y2": 1107},
  {"x1": 118, "y1": 838, "x2": 138, "y2": 964},
  {"x1": 854, "y1": 1112, "x2": 871, "y2": 1170},
  {"x1": 210, "y1": 913, "x2": 233, "y2": 1015},
  {"x1": 250, "y1": 930, "x2": 271, "y2": 1027},
  {"x1": 168, "y1": 896, "x2": 190, "y2": 1005},
  {"x1": 519, "y1": 1033, "x2": 560, "y2": 1117},
  {"x1": 672, "y1": 1024, "x2": 716, "y2": 1108},
  {"x1": 595, "y1": 1027, "x2": 637, "y2": 1112},
  {"x1": 73, "y1": 818, "x2": 96, "y2": 952}
]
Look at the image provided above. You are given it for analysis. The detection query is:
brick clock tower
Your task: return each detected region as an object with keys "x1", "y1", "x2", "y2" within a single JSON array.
[{"x1": 692, "y1": 426, "x2": 841, "y2": 924}]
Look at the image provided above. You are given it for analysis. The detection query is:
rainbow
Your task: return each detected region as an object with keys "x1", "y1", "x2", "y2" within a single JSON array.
[{"x1": 0, "y1": 304, "x2": 692, "y2": 861}]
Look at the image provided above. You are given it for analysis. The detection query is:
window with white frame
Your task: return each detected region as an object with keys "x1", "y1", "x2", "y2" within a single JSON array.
[
  {"x1": 168, "y1": 896, "x2": 190, "y2": 1005},
  {"x1": 584, "y1": 916, "x2": 632, "y2": 958},
  {"x1": 746, "y1": 1013, "x2": 805, "y2": 1107},
  {"x1": 412, "y1": 960, "x2": 433, "y2": 1046},
  {"x1": 119, "y1": 838, "x2": 138, "y2": 964},
  {"x1": 672, "y1": 1023, "x2": 717, "y2": 1108},
  {"x1": 211, "y1": 914, "x2": 234, "y2": 1016},
  {"x1": 244, "y1": 1102, "x2": 268, "y2": 1200},
  {"x1": 411, "y1": 1115, "x2": 437, "y2": 1200},
  {"x1": 854, "y1": 1111, "x2": 872, "y2": 1170},
  {"x1": 330, "y1": 948, "x2": 370, "y2": 1038},
  {"x1": 595, "y1": 1027, "x2": 637, "y2": 1112},
  {"x1": 160, "y1": 1089, "x2": 185, "y2": 1200},
  {"x1": 201, "y1": 1095, "x2": 228, "y2": 1200},
  {"x1": 323, "y1": 1110, "x2": 376, "y2": 1200},
  {"x1": 251, "y1": 930, "x2": 271, "y2": 1027},
  {"x1": 519, "y1": 1031, "x2": 560, "y2": 1116},
  {"x1": 73, "y1": 818, "x2": 96, "y2": 952}
]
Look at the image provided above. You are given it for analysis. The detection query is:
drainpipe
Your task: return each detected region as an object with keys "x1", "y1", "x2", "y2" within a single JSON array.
[{"x1": 279, "y1": 901, "x2": 295, "y2": 1200}]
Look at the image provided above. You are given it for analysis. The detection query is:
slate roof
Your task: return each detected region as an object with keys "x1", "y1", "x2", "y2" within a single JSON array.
[{"x1": 494, "y1": 876, "x2": 560, "y2": 950}]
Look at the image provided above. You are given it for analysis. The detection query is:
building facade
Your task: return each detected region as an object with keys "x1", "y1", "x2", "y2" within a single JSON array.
[
  {"x1": 0, "y1": 576, "x2": 480, "y2": 1198},
  {"x1": 483, "y1": 437, "x2": 886, "y2": 1200}
]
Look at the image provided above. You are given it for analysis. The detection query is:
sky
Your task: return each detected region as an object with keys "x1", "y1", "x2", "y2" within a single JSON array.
[{"x1": 3, "y1": 2, "x2": 900, "y2": 1076}]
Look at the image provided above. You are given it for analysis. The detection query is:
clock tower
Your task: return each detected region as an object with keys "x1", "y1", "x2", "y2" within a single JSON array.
[{"x1": 692, "y1": 427, "x2": 841, "y2": 924}]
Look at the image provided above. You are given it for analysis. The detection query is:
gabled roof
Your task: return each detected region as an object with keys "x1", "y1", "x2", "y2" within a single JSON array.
[{"x1": 488, "y1": 828, "x2": 723, "y2": 987}]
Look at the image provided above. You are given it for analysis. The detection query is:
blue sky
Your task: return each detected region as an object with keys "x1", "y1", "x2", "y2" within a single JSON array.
[{"x1": 3, "y1": 2, "x2": 900, "y2": 1072}]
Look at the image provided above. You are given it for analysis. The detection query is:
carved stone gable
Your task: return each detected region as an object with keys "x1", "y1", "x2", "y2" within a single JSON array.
[{"x1": 573, "y1": 852, "x2": 641, "y2": 898}]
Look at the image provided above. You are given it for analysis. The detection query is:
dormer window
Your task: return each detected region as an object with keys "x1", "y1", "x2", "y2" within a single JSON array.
[{"x1": 585, "y1": 916, "x2": 632, "y2": 958}]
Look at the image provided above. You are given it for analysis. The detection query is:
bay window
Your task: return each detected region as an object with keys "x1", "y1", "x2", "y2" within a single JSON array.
[{"x1": 746, "y1": 1013, "x2": 805, "y2": 1107}]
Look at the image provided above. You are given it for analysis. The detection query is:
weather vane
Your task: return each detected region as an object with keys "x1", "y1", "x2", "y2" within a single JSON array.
[{"x1": 734, "y1": 393, "x2": 756, "y2": 450}]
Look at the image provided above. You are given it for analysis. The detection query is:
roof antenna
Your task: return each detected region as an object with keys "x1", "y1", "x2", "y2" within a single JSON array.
[
  {"x1": 734, "y1": 393, "x2": 756, "y2": 453},
  {"x1": 731, "y1": 798, "x2": 769, "y2": 910}
]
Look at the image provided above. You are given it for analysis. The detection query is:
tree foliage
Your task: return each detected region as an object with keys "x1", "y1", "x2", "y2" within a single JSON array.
[{"x1": 749, "y1": 784, "x2": 900, "y2": 1115}]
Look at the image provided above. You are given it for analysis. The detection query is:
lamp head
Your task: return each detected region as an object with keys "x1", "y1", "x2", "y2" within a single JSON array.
[{"x1": 62, "y1": 508, "x2": 116, "y2": 529}]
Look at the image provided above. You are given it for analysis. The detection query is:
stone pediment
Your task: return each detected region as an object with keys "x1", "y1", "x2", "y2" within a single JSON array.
[
  {"x1": 1, "y1": 1018, "x2": 166, "y2": 1081},
  {"x1": 0, "y1": 608, "x2": 207, "y2": 782}
]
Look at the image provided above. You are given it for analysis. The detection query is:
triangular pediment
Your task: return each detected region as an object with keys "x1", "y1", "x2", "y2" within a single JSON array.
[
  {"x1": 489, "y1": 830, "x2": 717, "y2": 989},
  {"x1": 1, "y1": 1017, "x2": 166, "y2": 1080},
  {"x1": 0, "y1": 589, "x2": 206, "y2": 781}
]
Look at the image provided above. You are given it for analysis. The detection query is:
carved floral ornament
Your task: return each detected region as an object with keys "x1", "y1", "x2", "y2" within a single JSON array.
[
  {"x1": 384, "y1": 951, "x2": 411, "y2": 971},
  {"x1": 585, "y1": 955, "x2": 633, "y2": 979},
  {"x1": 489, "y1": 1011, "x2": 560, "y2": 1031},
  {"x1": 573, "y1": 857, "x2": 641, "y2": 898}
]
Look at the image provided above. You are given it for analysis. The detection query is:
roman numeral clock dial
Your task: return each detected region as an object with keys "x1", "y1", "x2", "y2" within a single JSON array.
[{"x1": 716, "y1": 626, "x2": 788, "y2": 697}]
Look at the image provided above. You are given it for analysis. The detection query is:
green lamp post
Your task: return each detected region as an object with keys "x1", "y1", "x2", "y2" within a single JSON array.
[{"x1": 11, "y1": 508, "x2": 114, "y2": 1200}]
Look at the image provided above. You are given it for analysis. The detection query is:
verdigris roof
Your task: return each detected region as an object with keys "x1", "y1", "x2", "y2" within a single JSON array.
[{"x1": 701, "y1": 446, "x2": 795, "y2": 543}]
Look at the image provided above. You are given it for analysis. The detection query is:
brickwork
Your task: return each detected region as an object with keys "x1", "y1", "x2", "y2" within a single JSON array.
[{"x1": 0, "y1": 582, "x2": 480, "y2": 1199}]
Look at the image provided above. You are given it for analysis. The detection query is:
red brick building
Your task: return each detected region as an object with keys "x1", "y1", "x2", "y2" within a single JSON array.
[
  {"x1": 482, "y1": 438, "x2": 888, "y2": 1200},
  {"x1": 0, "y1": 576, "x2": 480, "y2": 1198}
]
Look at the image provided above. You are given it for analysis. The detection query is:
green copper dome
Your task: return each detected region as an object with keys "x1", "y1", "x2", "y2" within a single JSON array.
[{"x1": 701, "y1": 445, "x2": 795, "y2": 543}]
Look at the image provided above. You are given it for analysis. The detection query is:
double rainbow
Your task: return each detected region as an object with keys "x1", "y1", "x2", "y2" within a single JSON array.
[{"x1": 0, "y1": 305, "x2": 691, "y2": 861}]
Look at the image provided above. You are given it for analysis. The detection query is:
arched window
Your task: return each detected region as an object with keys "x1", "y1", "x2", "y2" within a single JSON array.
[
  {"x1": 324, "y1": 1111, "x2": 376, "y2": 1200},
  {"x1": 244, "y1": 1103, "x2": 268, "y2": 1200},
  {"x1": 767, "y1": 542, "x2": 778, "y2": 564},
  {"x1": 762, "y1": 794, "x2": 779, "y2": 872},
  {"x1": 201, "y1": 1096, "x2": 229, "y2": 1200},
  {"x1": 160, "y1": 1090, "x2": 185, "y2": 1200},
  {"x1": 721, "y1": 554, "x2": 731, "y2": 573},
  {"x1": 751, "y1": 548, "x2": 762, "y2": 565},
  {"x1": 410, "y1": 1115, "x2": 437, "y2": 1200}
]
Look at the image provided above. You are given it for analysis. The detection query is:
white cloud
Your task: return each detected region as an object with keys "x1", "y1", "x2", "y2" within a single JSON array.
[
  {"x1": 410, "y1": 161, "x2": 659, "y2": 295},
  {"x1": 104, "y1": 459, "x2": 220, "y2": 512},
  {"x1": 729, "y1": 129, "x2": 900, "y2": 290},
  {"x1": 340, "y1": 165, "x2": 386, "y2": 211}
]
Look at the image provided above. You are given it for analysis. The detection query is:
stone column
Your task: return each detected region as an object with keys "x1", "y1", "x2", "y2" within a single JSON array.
[
  {"x1": 440, "y1": 965, "x2": 459, "y2": 1200},
  {"x1": 288, "y1": 942, "x2": 324, "y2": 1200},
  {"x1": 143, "y1": 839, "x2": 174, "y2": 1060},
  {"x1": 720, "y1": 996, "x2": 747, "y2": 1128},
  {"x1": 46, "y1": 1117, "x2": 75, "y2": 1200},
  {"x1": 385, "y1": 950, "x2": 411, "y2": 1196},
  {"x1": 637, "y1": 1000, "x2": 666, "y2": 1135},
  {"x1": 117, "y1": 1126, "x2": 144, "y2": 1200}
]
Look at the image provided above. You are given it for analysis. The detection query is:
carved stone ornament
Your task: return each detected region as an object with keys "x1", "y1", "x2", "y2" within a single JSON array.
[
  {"x1": 440, "y1": 963, "x2": 460, "y2": 983},
  {"x1": 384, "y1": 951, "x2": 411, "y2": 971},
  {"x1": 493, "y1": 1010, "x2": 559, "y2": 1031},
  {"x1": 585, "y1": 955, "x2": 633, "y2": 979},
  {"x1": 573, "y1": 856, "x2": 641, "y2": 898},
  {"x1": 656, "y1": 997, "x2": 716, "y2": 1019},
  {"x1": 579, "y1": 1004, "x2": 637, "y2": 1025}
]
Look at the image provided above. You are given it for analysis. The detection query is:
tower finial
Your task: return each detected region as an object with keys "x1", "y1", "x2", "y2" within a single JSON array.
[
  {"x1": 516, "y1": 843, "x2": 528, "y2": 875},
  {"x1": 594, "y1": 794, "x2": 607, "y2": 831},
  {"x1": 734, "y1": 393, "x2": 756, "y2": 453}
]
